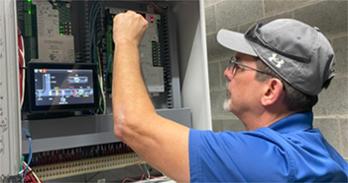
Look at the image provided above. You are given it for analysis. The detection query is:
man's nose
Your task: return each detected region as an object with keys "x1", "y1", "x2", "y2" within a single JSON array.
[{"x1": 224, "y1": 67, "x2": 233, "y2": 80}]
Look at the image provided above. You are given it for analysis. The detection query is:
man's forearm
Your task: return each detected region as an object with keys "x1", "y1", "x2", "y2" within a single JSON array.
[{"x1": 112, "y1": 43, "x2": 156, "y2": 138}]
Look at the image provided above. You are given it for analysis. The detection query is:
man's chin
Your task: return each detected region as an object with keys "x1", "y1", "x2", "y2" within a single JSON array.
[{"x1": 223, "y1": 99, "x2": 231, "y2": 112}]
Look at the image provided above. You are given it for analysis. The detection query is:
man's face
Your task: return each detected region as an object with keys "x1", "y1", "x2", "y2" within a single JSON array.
[{"x1": 223, "y1": 53, "x2": 265, "y2": 115}]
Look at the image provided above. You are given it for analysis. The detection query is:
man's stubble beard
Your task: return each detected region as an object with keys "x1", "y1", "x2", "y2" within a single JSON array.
[
  {"x1": 223, "y1": 82, "x2": 232, "y2": 112},
  {"x1": 223, "y1": 98, "x2": 231, "y2": 112}
]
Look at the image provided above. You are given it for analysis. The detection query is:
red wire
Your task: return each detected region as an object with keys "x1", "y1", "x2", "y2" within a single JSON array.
[
  {"x1": 23, "y1": 163, "x2": 40, "y2": 183},
  {"x1": 17, "y1": 27, "x2": 24, "y2": 103}
]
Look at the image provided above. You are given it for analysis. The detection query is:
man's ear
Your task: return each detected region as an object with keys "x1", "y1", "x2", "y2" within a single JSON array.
[{"x1": 261, "y1": 78, "x2": 284, "y2": 106}]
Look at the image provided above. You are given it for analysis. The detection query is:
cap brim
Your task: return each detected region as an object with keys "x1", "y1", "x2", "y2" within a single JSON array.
[{"x1": 217, "y1": 29, "x2": 257, "y2": 57}]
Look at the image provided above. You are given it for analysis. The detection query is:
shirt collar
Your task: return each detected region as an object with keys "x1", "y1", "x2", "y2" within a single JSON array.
[{"x1": 268, "y1": 112, "x2": 313, "y2": 133}]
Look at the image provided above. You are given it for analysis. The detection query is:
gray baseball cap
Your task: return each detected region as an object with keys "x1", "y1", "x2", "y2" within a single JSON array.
[{"x1": 217, "y1": 19, "x2": 335, "y2": 96}]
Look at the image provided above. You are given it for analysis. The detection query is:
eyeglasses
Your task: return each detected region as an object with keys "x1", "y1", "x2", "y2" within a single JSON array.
[{"x1": 227, "y1": 57, "x2": 273, "y2": 76}]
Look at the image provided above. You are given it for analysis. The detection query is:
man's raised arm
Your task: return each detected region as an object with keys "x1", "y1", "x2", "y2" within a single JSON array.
[{"x1": 112, "y1": 11, "x2": 190, "y2": 182}]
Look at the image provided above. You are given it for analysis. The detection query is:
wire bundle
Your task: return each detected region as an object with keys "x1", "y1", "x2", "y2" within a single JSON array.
[
  {"x1": 88, "y1": 1, "x2": 106, "y2": 114},
  {"x1": 22, "y1": 162, "x2": 41, "y2": 183}
]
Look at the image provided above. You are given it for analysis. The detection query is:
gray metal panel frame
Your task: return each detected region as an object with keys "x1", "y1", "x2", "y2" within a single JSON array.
[
  {"x1": 22, "y1": 108, "x2": 191, "y2": 153},
  {"x1": 174, "y1": 0, "x2": 212, "y2": 130},
  {"x1": 0, "y1": 0, "x2": 22, "y2": 177}
]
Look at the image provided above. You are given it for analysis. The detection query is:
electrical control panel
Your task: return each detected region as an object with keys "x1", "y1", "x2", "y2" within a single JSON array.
[
  {"x1": 17, "y1": 0, "x2": 188, "y2": 181},
  {"x1": 10, "y1": 0, "x2": 211, "y2": 181},
  {"x1": 19, "y1": 0, "x2": 175, "y2": 113}
]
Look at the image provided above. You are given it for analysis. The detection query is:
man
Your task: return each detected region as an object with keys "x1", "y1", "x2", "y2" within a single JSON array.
[{"x1": 112, "y1": 11, "x2": 348, "y2": 182}]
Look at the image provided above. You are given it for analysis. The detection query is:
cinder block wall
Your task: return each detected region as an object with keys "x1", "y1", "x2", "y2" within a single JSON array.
[{"x1": 204, "y1": 0, "x2": 348, "y2": 160}]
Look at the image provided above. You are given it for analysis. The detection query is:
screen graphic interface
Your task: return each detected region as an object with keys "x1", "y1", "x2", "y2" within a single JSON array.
[{"x1": 34, "y1": 68, "x2": 94, "y2": 106}]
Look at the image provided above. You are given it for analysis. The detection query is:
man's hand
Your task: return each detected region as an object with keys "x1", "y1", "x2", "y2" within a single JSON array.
[{"x1": 113, "y1": 10, "x2": 148, "y2": 46}]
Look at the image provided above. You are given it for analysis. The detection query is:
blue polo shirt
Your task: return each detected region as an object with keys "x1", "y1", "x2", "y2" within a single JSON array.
[{"x1": 189, "y1": 112, "x2": 348, "y2": 182}]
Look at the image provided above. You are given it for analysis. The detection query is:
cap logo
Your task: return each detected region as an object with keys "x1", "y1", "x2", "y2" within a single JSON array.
[{"x1": 268, "y1": 53, "x2": 285, "y2": 68}]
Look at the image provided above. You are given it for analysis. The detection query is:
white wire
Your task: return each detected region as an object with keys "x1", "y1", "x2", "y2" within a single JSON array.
[
  {"x1": 98, "y1": 75, "x2": 106, "y2": 114},
  {"x1": 96, "y1": 42, "x2": 106, "y2": 114}
]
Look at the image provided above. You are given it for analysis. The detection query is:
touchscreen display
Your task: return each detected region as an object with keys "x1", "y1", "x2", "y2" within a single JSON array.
[{"x1": 34, "y1": 68, "x2": 95, "y2": 106}]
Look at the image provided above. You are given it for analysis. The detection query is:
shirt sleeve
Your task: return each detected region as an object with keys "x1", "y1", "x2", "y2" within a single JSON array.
[{"x1": 189, "y1": 128, "x2": 291, "y2": 182}]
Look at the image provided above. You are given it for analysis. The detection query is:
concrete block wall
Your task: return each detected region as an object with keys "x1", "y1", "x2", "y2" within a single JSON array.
[{"x1": 204, "y1": 0, "x2": 348, "y2": 159}]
